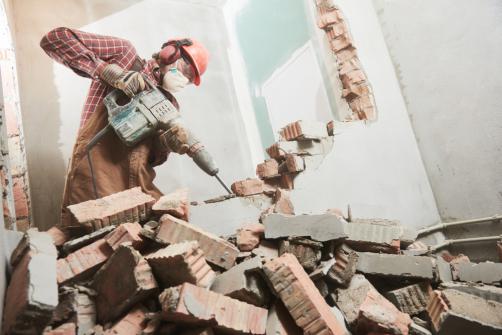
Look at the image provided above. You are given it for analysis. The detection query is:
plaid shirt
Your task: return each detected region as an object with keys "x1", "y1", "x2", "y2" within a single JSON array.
[{"x1": 41, "y1": 27, "x2": 157, "y2": 128}]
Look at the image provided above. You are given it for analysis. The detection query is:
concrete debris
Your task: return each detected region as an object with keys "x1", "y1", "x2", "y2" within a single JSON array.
[
  {"x1": 92, "y1": 245, "x2": 158, "y2": 323},
  {"x1": 145, "y1": 240, "x2": 216, "y2": 288},
  {"x1": 263, "y1": 213, "x2": 348, "y2": 242},
  {"x1": 153, "y1": 214, "x2": 239, "y2": 270},
  {"x1": 152, "y1": 188, "x2": 189, "y2": 221},
  {"x1": 356, "y1": 252, "x2": 435, "y2": 280},
  {"x1": 278, "y1": 237, "x2": 323, "y2": 272},
  {"x1": 236, "y1": 223, "x2": 264, "y2": 251},
  {"x1": 67, "y1": 187, "x2": 155, "y2": 231},
  {"x1": 263, "y1": 253, "x2": 347, "y2": 334},
  {"x1": 455, "y1": 261, "x2": 502, "y2": 285},
  {"x1": 2, "y1": 120, "x2": 501, "y2": 335},
  {"x1": 440, "y1": 282, "x2": 502, "y2": 303},
  {"x1": 385, "y1": 282, "x2": 432, "y2": 315},
  {"x1": 159, "y1": 282, "x2": 268, "y2": 334},
  {"x1": 333, "y1": 274, "x2": 411, "y2": 334},
  {"x1": 427, "y1": 289, "x2": 502, "y2": 334},
  {"x1": 210, "y1": 256, "x2": 270, "y2": 307},
  {"x1": 2, "y1": 229, "x2": 58, "y2": 335}
]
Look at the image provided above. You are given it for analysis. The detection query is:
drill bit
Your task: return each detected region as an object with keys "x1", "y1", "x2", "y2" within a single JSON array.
[{"x1": 215, "y1": 174, "x2": 232, "y2": 195}]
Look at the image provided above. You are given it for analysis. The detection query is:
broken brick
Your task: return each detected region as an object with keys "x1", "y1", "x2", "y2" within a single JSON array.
[
  {"x1": 334, "y1": 274, "x2": 411, "y2": 334},
  {"x1": 104, "y1": 305, "x2": 147, "y2": 335},
  {"x1": 43, "y1": 323, "x2": 76, "y2": 335},
  {"x1": 46, "y1": 226, "x2": 68, "y2": 247},
  {"x1": 152, "y1": 188, "x2": 189, "y2": 221},
  {"x1": 266, "y1": 301, "x2": 302, "y2": 335},
  {"x1": 449, "y1": 254, "x2": 471, "y2": 280},
  {"x1": 57, "y1": 238, "x2": 113, "y2": 285},
  {"x1": 231, "y1": 178, "x2": 265, "y2": 196},
  {"x1": 145, "y1": 240, "x2": 216, "y2": 288},
  {"x1": 92, "y1": 245, "x2": 158, "y2": 323},
  {"x1": 326, "y1": 244, "x2": 358, "y2": 287},
  {"x1": 159, "y1": 282, "x2": 267, "y2": 334},
  {"x1": 264, "y1": 213, "x2": 347, "y2": 242},
  {"x1": 427, "y1": 289, "x2": 502, "y2": 334},
  {"x1": 272, "y1": 188, "x2": 294, "y2": 215},
  {"x1": 266, "y1": 138, "x2": 333, "y2": 159},
  {"x1": 236, "y1": 223, "x2": 264, "y2": 251},
  {"x1": 263, "y1": 253, "x2": 347, "y2": 334},
  {"x1": 279, "y1": 120, "x2": 329, "y2": 141},
  {"x1": 278, "y1": 237, "x2": 323, "y2": 272},
  {"x1": 61, "y1": 225, "x2": 115, "y2": 255},
  {"x1": 256, "y1": 159, "x2": 280, "y2": 179},
  {"x1": 67, "y1": 187, "x2": 155, "y2": 231},
  {"x1": 317, "y1": 8, "x2": 341, "y2": 30},
  {"x1": 356, "y1": 252, "x2": 434, "y2": 280},
  {"x1": 385, "y1": 282, "x2": 433, "y2": 315},
  {"x1": 105, "y1": 222, "x2": 143, "y2": 250},
  {"x1": 210, "y1": 256, "x2": 269, "y2": 307},
  {"x1": 154, "y1": 214, "x2": 238, "y2": 270},
  {"x1": 284, "y1": 154, "x2": 305, "y2": 173},
  {"x1": 2, "y1": 229, "x2": 58, "y2": 335}
]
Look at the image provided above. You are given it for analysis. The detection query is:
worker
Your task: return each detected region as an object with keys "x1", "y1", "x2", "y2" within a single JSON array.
[{"x1": 40, "y1": 27, "x2": 209, "y2": 232}]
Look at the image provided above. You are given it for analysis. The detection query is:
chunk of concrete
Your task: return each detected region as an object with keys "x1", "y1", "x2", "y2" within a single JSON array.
[
  {"x1": 326, "y1": 244, "x2": 358, "y2": 287},
  {"x1": 456, "y1": 261, "x2": 502, "y2": 285},
  {"x1": 210, "y1": 256, "x2": 269, "y2": 307},
  {"x1": 427, "y1": 289, "x2": 502, "y2": 335},
  {"x1": 440, "y1": 282, "x2": 502, "y2": 303},
  {"x1": 356, "y1": 252, "x2": 434, "y2": 280},
  {"x1": 263, "y1": 213, "x2": 348, "y2": 242}
]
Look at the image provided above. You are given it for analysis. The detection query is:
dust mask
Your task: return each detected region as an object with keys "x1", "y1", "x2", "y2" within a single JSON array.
[{"x1": 162, "y1": 66, "x2": 189, "y2": 93}]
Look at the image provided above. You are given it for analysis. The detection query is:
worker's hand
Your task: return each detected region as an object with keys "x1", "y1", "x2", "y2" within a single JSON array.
[
  {"x1": 158, "y1": 124, "x2": 190, "y2": 155},
  {"x1": 100, "y1": 63, "x2": 146, "y2": 97}
]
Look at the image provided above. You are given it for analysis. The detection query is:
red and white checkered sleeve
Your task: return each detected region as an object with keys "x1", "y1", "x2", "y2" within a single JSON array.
[{"x1": 40, "y1": 27, "x2": 139, "y2": 79}]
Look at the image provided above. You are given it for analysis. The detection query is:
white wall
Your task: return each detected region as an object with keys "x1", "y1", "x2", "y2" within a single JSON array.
[
  {"x1": 374, "y1": 0, "x2": 502, "y2": 221},
  {"x1": 281, "y1": 0, "x2": 440, "y2": 229}
]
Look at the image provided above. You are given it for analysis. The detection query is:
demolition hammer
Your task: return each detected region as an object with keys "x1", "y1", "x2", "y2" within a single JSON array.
[{"x1": 85, "y1": 80, "x2": 232, "y2": 199}]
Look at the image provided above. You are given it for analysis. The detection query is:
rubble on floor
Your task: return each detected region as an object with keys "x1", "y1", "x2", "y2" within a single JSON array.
[{"x1": 2, "y1": 119, "x2": 501, "y2": 335}]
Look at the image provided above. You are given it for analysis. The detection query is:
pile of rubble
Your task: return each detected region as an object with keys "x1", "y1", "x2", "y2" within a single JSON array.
[{"x1": 2, "y1": 120, "x2": 502, "y2": 335}]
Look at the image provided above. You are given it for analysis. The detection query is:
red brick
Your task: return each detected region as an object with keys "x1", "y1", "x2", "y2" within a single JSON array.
[
  {"x1": 326, "y1": 22, "x2": 346, "y2": 39},
  {"x1": 333, "y1": 274, "x2": 411, "y2": 334},
  {"x1": 330, "y1": 33, "x2": 353, "y2": 53},
  {"x1": 273, "y1": 188, "x2": 294, "y2": 215},
  {"x1": 43, "y1": 323, "x2": 76, "y2": 335},
  {"x1": 105, "y1": 222, "x2": 143, "y2": 250},
  {"x1": 317, "y1": 8, "x2": 341, "y2": 29},
  {"x1": 279, "y1": 121, "x2": 328, "y2": 141},
  {"x1": 426, "y1": 290, "x2": 450, "y2": 332},
  {"x1": 263, "y1": 253, "x2": 347, "y2": 334},
  {"x1": 266, "y1": 301, "x2": 302, "y2": 335},
  {"x1": 104, "y1": 305, "x2": 147, "y2": 335},
  {"x1": 236, "y1": 223, "x2": 265, "y2": 251},
  {"x1": 155, "y1": 214, "x2": 238, "y2": 270},
  {"x1": 67, "y1": 187, "x2": 155, "y2": 231},
  {"x1": 152, "y1": 188, "x2": 189, "y2": 221},
  {"x1": 2, "y1": 230, "x2": 58, "y2": 335},
  {"x1": 46, "y1": 226, "x2": 68, "y2": 247},
  {"x1": 231, "y1": 178, "x2": 264, "y2": 196},
  {"x1": 335, "y1": 47, "x2": 357, "y2": 63},
  {"x1": 256, "y1": 159, "x2": 280, "y2": 179},
  {"x1": 145, "y1": 241, "x2": 216, "y2": 288},
  {"x1": 93, "y1": 245, "x2": 158, "y2": 323},
  {"x1": 57, "y1": 238, "x2": 113, "y2": 285},
  {"x1": 284, "y1": 154, "x2": 305, "y2": 173},
  {"x1": 13, "y1": 175, "x2": 29, "y2": 218},
  {"x1": 159, "y1": 282, "x2": 267, "y2": 334},
  {"x1": 327, "y1": 244, "x2": 358, "y2": 287}
]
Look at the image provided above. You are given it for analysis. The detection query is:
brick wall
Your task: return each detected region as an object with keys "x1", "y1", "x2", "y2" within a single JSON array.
[{"x1": 0, "y1": 7, "x2": 31, "y2": 231}]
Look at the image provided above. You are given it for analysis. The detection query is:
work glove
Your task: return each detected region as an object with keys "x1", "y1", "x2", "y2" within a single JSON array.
[
  {"x1": 158, "y1": 124, "x2": 191, "y2": 155},
  {"x1": 100, "y1": 63, "x2": 146, "y2": 97}
]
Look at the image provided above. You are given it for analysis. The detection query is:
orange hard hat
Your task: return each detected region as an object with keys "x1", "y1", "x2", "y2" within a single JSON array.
[{"x1": 159, "y1": 38, "x2": 209, "y2": 86}]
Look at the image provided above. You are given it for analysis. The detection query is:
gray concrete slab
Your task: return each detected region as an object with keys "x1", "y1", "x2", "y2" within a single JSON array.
[{"x1": 356, "y1": 252, "x2": 434, "y2": 280}]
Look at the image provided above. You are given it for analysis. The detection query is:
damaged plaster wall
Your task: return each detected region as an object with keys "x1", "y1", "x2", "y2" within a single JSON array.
[
  {"x1": 374, "y1": 0, "x2": 502, "y2": 222},
  {"x1": 9, "y1": 0, "x2": 254, "y2": 230}
]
